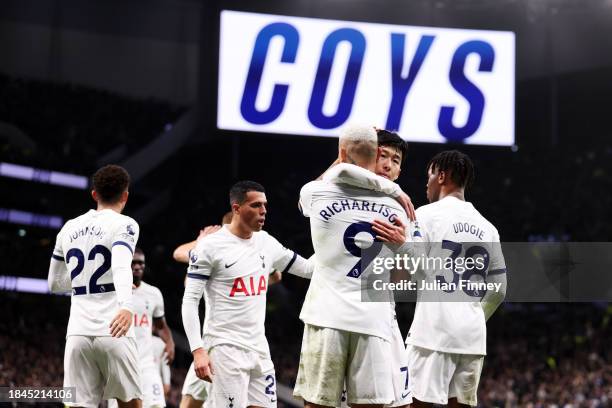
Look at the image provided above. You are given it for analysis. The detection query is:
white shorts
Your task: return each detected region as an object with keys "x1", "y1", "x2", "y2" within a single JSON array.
[
  {"x1": 387, "y1": 318, "x2": 411, "y2": 407},
  {"x1": 203, "y1": 344, "x2": 277, "y2": 408},
  {"x1": 294, "y1": 324, "x2": 394, "y2": 407},
  {"x1": 63, "y1": 335, "x2": 142, "y2": 408},
  {"x1": 407, "y1": 345, "x2": 484, "y2": 406},
  {"x1": 108, "y1": 364, "x2": 165, "y2": 408},
  {"x1": 182, "y1": 361, "x2": 211, "y2": 402},
  {"x1": 338, "y1": 319, "x2": 411, "y2": 408}
]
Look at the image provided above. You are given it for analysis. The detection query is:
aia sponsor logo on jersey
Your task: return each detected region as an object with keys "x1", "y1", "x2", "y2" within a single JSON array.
[
  {"x1": 134, "y1": 313, "x2": 150, "y2": 327},
  {"x1": 229, "y1": 275, "x2": 267, "y2": 297}
]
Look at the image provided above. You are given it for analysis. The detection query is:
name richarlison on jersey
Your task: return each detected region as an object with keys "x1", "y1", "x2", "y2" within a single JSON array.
[{"x1": 319, "y1": 198, "x2": 399, "y2": 222}]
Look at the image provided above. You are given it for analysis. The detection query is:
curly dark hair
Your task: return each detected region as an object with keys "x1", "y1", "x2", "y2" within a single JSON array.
[
  {"x1": 427, "y1": 150, "x2": 474, "y2": 189},
  {"x1": 91, "y1": 165, "x2": 130, "y2": 204}
]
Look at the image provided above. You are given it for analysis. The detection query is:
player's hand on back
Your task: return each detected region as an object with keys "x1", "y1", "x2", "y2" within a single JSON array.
[
  {"x1": 198, "y1": 225, "x2": 222, "y2": 241},
  {"x1": 193, "y1": 348, "x2": 214, "y2": 382},
  {"x1": 396, "y1": 192, "x2": 416, "y2": 221},
  {"x1": 372, "y1": 218, "x2": 407, "y2": 247},
  {"x1": 109, "y1": 308, "x2": 133, "y2": 337}
]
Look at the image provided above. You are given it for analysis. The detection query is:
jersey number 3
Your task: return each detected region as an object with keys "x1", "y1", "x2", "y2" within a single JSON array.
[{"x1": 66, "y1": 245, "x2": 114, "y2": 295}]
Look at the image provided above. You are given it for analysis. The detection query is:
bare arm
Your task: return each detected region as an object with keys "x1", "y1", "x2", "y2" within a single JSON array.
[
  {"x1": 173, "y1": 240, "x2": 197, "y2": 264},
  {"x1": 269, "y1": 270, "x2": 282, "y2": 285},
  {"x1": 173, "y1": 226, "x2": 222, "y2": 264},
  {"x1": 153, "y1": 317, "x2": 175, "y2": 364}
]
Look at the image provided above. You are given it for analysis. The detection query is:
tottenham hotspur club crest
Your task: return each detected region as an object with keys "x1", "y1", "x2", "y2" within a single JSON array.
[
  {"x1": 227, "y1": 396, "x2": 234, "y2": 408},
  {"x1": 260, "y1": 255, "x2": 265, "y2": 268}
]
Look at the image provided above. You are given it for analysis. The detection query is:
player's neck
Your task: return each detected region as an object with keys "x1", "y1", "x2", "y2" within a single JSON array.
[
  {"x1": 96, "y1": 202, "x2": 123, "y2": 213},
  {"x1": 228, "y1": 221, "x2": 253, "y2": 240},
  {"x1": 439, "y1": 188, "x2": 465, "y2": 201}
]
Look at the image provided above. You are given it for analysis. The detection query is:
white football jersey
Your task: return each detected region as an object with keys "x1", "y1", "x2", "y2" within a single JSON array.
[
  {"x1": 152, "y1": 336, "x2": 170, "y2": 386},
  {"x1": 52, "y1": 209, "x2": 139, "y2": 337},
  {"x1": 299, "y1": 180, "x2": 409, "y2": 341},
  {"x1": 132, "y1": 281, "x2": 165, "y2": 367},
  {"x1": 187, "y1": 226, "x2": 297, "y2": 357},
  {"x1": 407, "y1": 196, "x2": 506, "y2": 355}
]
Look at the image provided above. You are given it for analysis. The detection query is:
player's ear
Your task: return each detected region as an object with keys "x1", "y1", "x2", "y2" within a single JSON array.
[
  {"x1": 121, "y1": 190, "x2": 129, "y2": 203},
  {"x1": 91, "y1": 190, "x2": 98, "y2": 202},
  {"x1": 339, "y1": 146, "x2": 347, "y2": 163},
  {"x1": 231, "y1": 201, "x2": 240, "y2": 214},
  {"x1": 438, "y1": 170, "x2": 447, "y2": 185}
]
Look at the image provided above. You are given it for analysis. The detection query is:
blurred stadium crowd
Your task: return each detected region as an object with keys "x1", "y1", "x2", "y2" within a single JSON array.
[{"x1": 1, "y1": 73, "x2": 611, "y2": 407}]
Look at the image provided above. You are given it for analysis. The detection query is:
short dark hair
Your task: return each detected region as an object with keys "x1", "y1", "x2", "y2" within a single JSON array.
[
  {"x1": 377, "y1": 129, "x2": 408, "y2": 164},
  {"x1": 92, "y1": 165, "x2": 130, "y2": 204},
  {"x1": 229, "y1": 180, "x2": 265, "y2": 206},
  {"x1": 427, "y1": 150, "x2": 474, "y2": 189},
  {"x1": 134, "y1": 247, "x2": 144, "y2": 256}
]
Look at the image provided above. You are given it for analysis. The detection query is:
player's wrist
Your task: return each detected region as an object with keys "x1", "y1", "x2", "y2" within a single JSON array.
[
  {"x1": 119, "y1": 306, "x2": 134, "y2": 315},
  {"x1": 191, "y1": 346, "x2": 206, "y2": 355}
]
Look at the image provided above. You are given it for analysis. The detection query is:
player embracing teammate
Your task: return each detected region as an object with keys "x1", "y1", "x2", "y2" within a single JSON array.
[{"x1": 321, "y1": 144, "x2": 507, "y2": 408}]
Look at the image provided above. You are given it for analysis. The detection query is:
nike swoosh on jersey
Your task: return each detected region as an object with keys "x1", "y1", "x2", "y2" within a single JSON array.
[
  {"x1": 401, "y1": 391, "x2": 411, "y2": 399},
  {"x1": 225, "y1": 260, "x2": 238, "y2": 268}
]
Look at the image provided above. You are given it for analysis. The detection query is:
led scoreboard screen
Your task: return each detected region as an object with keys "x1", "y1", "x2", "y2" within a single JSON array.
[{"x1": 218, "y1": 10, "x2": 515, "y2": 146}]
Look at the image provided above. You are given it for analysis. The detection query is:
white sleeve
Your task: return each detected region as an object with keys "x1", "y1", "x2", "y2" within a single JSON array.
[
  {"x1": 182, "y1": 277, "x2": 206, "y2": 352},
  {"x1": 48, "y1": 229, "x2": 71, "y2": 293},
  {"x1": 182, "y1": 242, "x2": 214, "y2": 352},
  {"x1": 298, "y1": 181, "x2": 317, "y2": 217},
  {"x1": 48, "y1": 259, "x2": 71, "y2": 293},
  {"x1": 481, "y1": 232, "x2": 507, "y2": 320},
  {"x1": 323, "y1": 163, "x2": 403, "y2": 197},
  {"x1": 153, "y1": 289, "x2": 165, "y2": 319},
  {"x1": 111, "y1": 245, "x2": 135, "y2": 313},
  {"x1": 160, "y1": 357, "x2": 171, "y2": 385},
  {"x1": 481, "y1": 272, "x2": 506, "y2": 321},
  {"x1": 111, "y1": 219, "x2": 140, "y2": 313},
  {"x1": 286, "y1": 255, "x2": 314, "y2": 279},
  {"x1": 268, "y1": 234, "x2": 314, "y2": 279}
]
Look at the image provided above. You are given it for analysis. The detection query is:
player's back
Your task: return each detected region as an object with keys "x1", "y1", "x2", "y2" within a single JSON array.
[
  {"x1": 56, "y1": 209, "x2": 139, "y2": 338},
  {"x1": 299, "y1": 180, "x2": 409, "y2": 341},
  {"x1": 408, "y1": 196, "x2": 504, "y2": 355}
]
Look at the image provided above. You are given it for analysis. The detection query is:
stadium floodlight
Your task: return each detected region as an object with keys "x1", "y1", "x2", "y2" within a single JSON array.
[
  {"x1": 0, "y1": 162, "x2": 88, "y2": 189},
  {"x1": 0, "y1": 208, "x2": 63, "y2": 229}
]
